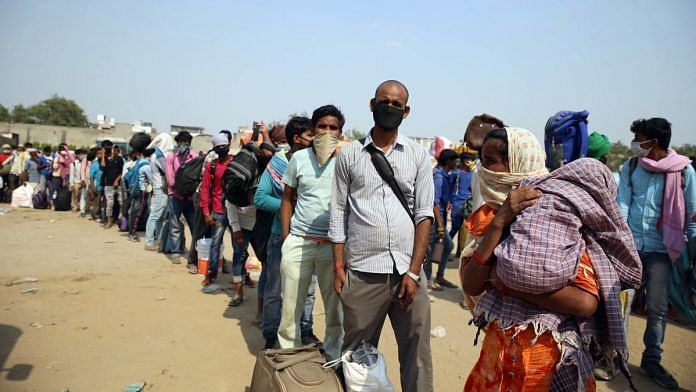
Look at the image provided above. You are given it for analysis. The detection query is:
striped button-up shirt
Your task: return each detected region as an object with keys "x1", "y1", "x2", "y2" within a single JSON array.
[
  {"x1": 329, "y1": 133, "x2": 434, "y2": 275},
  {"x1": 617, "y1": 159, "x2": 696, "y2": 252}
]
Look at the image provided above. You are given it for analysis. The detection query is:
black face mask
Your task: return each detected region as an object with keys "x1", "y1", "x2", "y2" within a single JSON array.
[
  {"x1": 372, "y1": 102, "x2": 404, "y2": 131},
  {"x1": 214, "y1": 146, "x2": 229, "y2": 157}
]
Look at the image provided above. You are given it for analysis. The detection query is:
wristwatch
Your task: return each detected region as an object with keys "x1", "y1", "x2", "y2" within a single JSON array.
[{"x1": 405, "y1": 271, "x2": 421, "y2": 283}]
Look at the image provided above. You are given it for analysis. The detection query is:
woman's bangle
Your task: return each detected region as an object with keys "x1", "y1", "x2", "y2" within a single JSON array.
[{"x1": 472, "y1": 251, "x2": 492, "y2": 266}]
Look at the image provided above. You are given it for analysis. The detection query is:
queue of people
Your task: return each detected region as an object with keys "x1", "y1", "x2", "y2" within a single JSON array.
[{"x1": 2, "y1": 80, "x2": 695, "y2": 392}]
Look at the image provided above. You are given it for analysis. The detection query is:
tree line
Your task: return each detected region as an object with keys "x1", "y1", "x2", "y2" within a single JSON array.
[{"x1": 0, "y1": 95, "x2": 89, "y2": 127}]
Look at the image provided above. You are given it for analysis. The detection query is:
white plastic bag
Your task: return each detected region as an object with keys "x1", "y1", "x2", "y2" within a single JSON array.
[
  {"x1": 324, "y1": 342, "x2": 394, "y2": 392},
  {"x1": 11, "y1": 185, "x2": 33, "y2": 208}
]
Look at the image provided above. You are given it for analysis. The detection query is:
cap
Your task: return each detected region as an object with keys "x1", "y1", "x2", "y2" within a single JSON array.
[
  {"x1": 212, "y1": 133, "x2": 229, "y2": 147},
  {"x1": 1, "y1": 144, "x2": 11, "y2": 150}
]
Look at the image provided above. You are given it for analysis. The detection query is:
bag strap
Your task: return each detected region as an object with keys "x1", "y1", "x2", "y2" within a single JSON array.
[{"x1": 360, "y1": 138, "x2": 415, "y2": 223}]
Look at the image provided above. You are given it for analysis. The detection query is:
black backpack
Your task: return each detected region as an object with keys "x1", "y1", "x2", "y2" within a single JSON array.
[
  {"x1": 174, "y1": 155, "x2": 207, "y2": 197},
  {"x1": 223, "y1": 143, "x2": 262, "y2": 207}
]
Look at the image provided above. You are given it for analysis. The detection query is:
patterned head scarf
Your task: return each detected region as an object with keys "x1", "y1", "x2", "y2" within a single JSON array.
[{"x1": 477, "y1": 127, "x2": 548, "y2": 208}]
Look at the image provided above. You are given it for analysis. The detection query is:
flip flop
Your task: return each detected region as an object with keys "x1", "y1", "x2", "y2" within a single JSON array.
[{"x1": 228, "y1": 296, "x2": 243, "y2": 307}]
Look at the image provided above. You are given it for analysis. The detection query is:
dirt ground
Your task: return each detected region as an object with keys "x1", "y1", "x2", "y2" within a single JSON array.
[{"x1": 0, "y1": 206, "x2": 694, "y2": 392}]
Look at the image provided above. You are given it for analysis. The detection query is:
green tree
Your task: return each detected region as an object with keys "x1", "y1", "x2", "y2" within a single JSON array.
[
  {"x1": 26, "y1": 95, "x2": 89, "y2": 127},
  {"x1": 607, "y1": 141, "x2": 631, "y2": 172},
  {"x1": 346, "y1": 127, "x2": 365, "y2": 141},
  {"x1": 10, "y1": 104, "x2": 32, "y2": 123},
  {"x1": 675, "y1": 144, "x2": 696, "y2": 158},
  {"x1": 0, "y1": 104, "x2": 9, "y2": 122}
]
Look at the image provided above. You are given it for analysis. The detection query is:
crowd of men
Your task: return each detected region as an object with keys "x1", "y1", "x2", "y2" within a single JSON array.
[{"x1": 1, "y1": 80, "x2": 695, "y2": 391}]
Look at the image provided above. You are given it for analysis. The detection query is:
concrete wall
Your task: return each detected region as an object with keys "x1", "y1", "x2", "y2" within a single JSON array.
[{"x1": 0, "y1": 122, "x2": 136, "y2": 148}]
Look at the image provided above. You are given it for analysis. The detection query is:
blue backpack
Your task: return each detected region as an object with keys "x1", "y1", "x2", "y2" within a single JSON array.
[
  {"x1": 544, "y1": 110, "x2": 589, "y2": 170},
  {"x1": 124, "y1": 159, "x2": 148, "y2": 197}
]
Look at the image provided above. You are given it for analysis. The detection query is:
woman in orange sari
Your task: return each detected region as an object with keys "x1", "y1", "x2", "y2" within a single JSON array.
[{"x1": 460, "y1": 128, "x2": 642, "y2": 391}]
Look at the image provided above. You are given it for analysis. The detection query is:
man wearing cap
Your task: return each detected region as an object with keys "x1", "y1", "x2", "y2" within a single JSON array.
[{"x1": 199, "y1": 133, "x2": 234, "y2": 286}]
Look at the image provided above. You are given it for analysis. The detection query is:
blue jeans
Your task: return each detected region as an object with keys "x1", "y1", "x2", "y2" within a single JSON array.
[
  {"x1": 203, "y1": 211, "x2": 228, "y2": 277},
  {"x1": 449, "y1": 203, "x2": 465, "y2": 238},
  {"x1": 231, "y1": 228, "x2": 252, "y2": 282},
  {"x1": 639, "y1": 251, "x2": 673, "y2": 363},
  {"x1": 262, "y1": 233, "x2": 316, "y2": 339},
  {"x1": 425, "y1": 224, "x2": 454, "y2": 281},
  {"x1": 128, "y1": 191, "x2": 148, "y2": 235},
  {"x1": 167, "y1": 196, "x2": 194, "y2": 256},
  {"x1": 145, "y1": 188, "x2": 168, "y2": 246}
]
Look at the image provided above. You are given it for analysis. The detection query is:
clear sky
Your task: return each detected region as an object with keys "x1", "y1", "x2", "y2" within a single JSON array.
[{"x1": 1, "y1": 0, "x2": 695, "y2": 145}]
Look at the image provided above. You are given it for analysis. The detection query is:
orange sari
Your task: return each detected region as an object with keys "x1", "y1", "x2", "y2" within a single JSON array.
[{"x1": 464, "y1": 209, "x2": 598, "y2": 391}]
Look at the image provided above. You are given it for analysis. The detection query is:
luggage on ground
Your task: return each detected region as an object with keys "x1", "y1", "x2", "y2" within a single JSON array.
[
  {"x1": 250, "y1": 345, "x2": 343, "y2": 392},
  {"x1": 53, "y1": 187, "x2": 72, "y2": 211},
  {"x1": 11, "y1": 185, "x2": 34, "y2": 208},
  {"x1": 32, "y1": 190, "x2": 49, "y2": 209}
]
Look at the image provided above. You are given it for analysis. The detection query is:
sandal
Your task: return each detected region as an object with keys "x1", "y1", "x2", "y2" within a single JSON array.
[
  {"x1": 228, "y1": 296, "x2": 243, "y2": 307},
  {"x1": 251, "y1": 319, "x2": 262, "y2": 328}
]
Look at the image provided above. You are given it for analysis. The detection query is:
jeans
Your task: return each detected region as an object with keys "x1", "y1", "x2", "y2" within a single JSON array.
[
  {"x1": 128, "y1": 191, "x2": 148, "y2": 236},
  {"x1": 262, "y1": 233, "x2": 317, "y2": 339},
  {"x1": 231, "y1": 228, "x2": 252, "y2": 282},
  {"x1": 145, "y1": 188, "x2": 168, "y2": 246},
  {"x1": 203, "y1": 211, "x2": 228, "y2": 277},
  {"x1": 449, "y1": 203, "x2": 465, "y2": 238},
  {"x1": 167, "y1": 196, "x2": 195, "y2": 256},
  {"x1": 424, "y1": 224, "x2": 454, "y2": 281},
  {"x1": 639, "y1": 251, "x2": 673, "y2": 363},
  {"x1": 104, "y1": 185, "x2": 117, "y2": 218}
]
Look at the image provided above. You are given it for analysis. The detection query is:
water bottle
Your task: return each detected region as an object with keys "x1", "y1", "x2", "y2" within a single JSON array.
[{"x1": 430, "y1": 237, "x2": 444, "y2": 263}]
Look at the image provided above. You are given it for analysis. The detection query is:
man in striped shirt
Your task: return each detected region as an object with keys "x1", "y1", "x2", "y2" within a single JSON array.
[{"x1": 329, "y1": 80, "x2": 435, "y2": 392}]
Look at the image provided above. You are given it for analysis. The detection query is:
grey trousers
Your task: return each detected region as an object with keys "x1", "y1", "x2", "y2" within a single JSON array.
[{"x1": 340, "y1": 268, "x2": 433, "y2": 392}]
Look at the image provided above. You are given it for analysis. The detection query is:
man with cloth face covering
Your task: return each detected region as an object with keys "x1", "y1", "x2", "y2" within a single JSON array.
[{"x1": 330, "y1": 80, "x2": 435, "y2": 391}]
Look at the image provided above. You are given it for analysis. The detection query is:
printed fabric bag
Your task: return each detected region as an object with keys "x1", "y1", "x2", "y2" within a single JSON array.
[
  {"x1": 250, "y1": 344, "x2": 343, "y2": 392},
  {"x1": 324, "y1": 342, "x2": 394, "y2": 392}
]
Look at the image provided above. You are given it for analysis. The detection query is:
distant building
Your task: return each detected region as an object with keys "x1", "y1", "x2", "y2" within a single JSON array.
[
  {"x1": 409, "y1": 136, "x2": 433, "y2": 151},
  {"x1": 97, "y1": 114, "x2": 116, "y2": 130},
  {"x1": 132, "y1": 121, "x2": 154, "y2": 134},
  {"x1": 171, "y1": 125, "x2": 204, "y2": 137}
]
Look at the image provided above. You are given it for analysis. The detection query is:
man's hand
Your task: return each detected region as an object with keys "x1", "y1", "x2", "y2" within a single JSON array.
[
  {"x1": 334, "y1": 267, "x2": 346, "y2": 294},
  {"x1": 436, "y1": 226, "x2": 445, "y2": 239},
  {"x1": 204, "y1": 214, "x2": 214, "y2": 226},
  {"x1": 398, "y1": 274, "x2": 419, "y2": 309},
  {"x1": 113, "y1": 180, "x2": 119, "y2": 187},
  {"x1": 232, "y1": 230, "x2": 245, "y2": 246}
]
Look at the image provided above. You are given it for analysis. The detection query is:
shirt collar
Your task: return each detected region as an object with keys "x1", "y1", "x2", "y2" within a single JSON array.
[{"x1": 362, "y1": 128, "x2": 406, "y2": 152}]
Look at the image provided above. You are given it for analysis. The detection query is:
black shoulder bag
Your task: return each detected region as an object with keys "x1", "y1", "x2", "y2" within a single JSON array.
[{"x1": 361, "y1": 139, "x2": 415, "y2": 223}]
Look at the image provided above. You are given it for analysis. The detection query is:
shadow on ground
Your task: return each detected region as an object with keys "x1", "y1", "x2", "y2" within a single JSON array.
[{"x1": 0, "y1": 324, "x2": 33, "y2": 381}]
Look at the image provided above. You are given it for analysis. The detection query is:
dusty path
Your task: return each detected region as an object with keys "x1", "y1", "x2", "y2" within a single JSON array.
[{"x1": 0, "y1": 206, "x2": 694, "y2": 391}]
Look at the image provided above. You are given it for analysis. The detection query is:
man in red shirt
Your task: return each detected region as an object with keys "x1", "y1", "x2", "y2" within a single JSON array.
[{"x1": 199, "y1": 133, "x2": 234, "y2": 286}]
